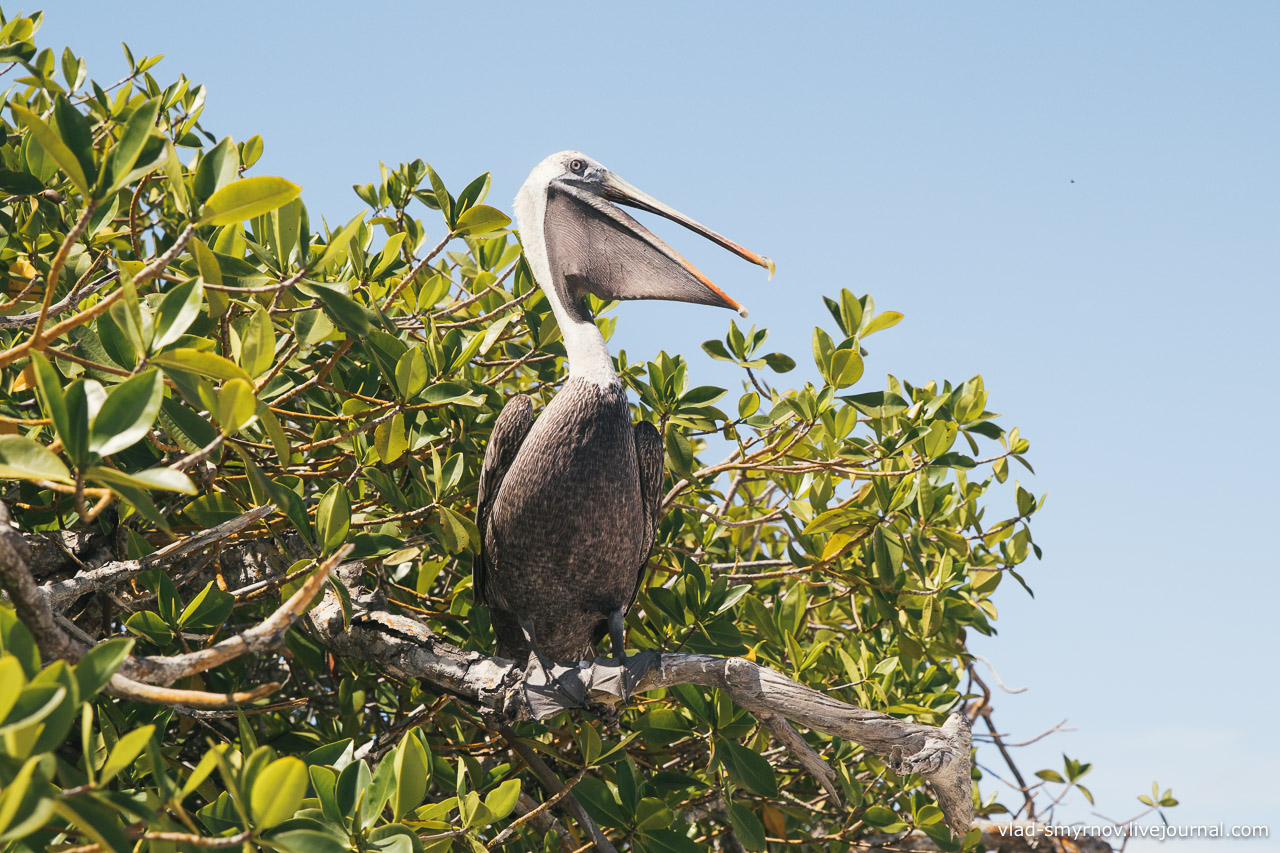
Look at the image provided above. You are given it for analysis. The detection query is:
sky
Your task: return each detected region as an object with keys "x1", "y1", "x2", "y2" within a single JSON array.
[{"x1": 31, "y1": 2, "x2": 1280, "y2": 849}]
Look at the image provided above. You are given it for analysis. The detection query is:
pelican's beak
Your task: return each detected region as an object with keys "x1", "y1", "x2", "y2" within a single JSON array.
[{"x1": 598, "y1": 172, "x2": 773, "y2": 318}]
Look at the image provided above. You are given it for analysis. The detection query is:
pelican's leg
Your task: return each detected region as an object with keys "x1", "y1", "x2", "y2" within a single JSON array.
[
  {"x1": 519, "y1": 615, "x2": 554, "y2": 677},
  {"x1": 519, "y1": 616, "x2": 585, "y2": 711},
  {"x1": 607, "y1": 609, "x2": 628, "y2": 666},
  {"x1": 606, "y1": 609, "x2": 656, "y2": 701}
]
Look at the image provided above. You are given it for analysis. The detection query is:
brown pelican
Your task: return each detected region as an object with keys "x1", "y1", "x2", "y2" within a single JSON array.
[{"x1": 474, "y1": 151, "x2": 772, "y2": 698}]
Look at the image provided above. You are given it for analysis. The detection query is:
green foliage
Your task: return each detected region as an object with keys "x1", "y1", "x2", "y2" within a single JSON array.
[{"x1": 0, "y1": 9, "x2": 1146, "y2": 852}]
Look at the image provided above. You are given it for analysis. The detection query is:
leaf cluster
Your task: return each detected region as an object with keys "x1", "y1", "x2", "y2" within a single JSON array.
[{"x1": 0, "y1": 10, "x2": 1083, "y2": 852}]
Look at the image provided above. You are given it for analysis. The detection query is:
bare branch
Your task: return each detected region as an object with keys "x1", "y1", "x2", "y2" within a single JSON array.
[
  {"x1": 760, "y1": 713, "x2": 841, "y2": 805},
  {"x1": 38, "y1": 505, "x2": 275, "y2": 611},
  {"x1": 126, "y1": 544, "x2": 351, "y2": 685},
  {"x1": 308, "y1": 576, "x2": 975, "y2": 836}
]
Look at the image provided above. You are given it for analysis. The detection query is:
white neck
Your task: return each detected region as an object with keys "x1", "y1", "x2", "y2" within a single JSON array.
[{"x1": 514, "y1": 181, "x2": 619, "y2": 388}]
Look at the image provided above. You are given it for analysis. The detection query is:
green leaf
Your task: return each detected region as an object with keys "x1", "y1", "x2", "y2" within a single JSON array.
[
  {"x1": 104, "y1": 96, "x2": 161, "y2": 195},
  {"x1": 827, "y1": 348, "x2": 864, "y2": 389},
  {"x1": 392, "y1": 731, "x2": 431, "y2": 821},
  {"x1": 370, "y1": 232, "x2": 407, "y2": 278},
  {"x1": 313, "y1": 211, "x2": 364, "y2": 272},
  {"x1": 152, "y1": 348, "x2": 252, "y2": 383},
  {"x1": 193, "y1": 137, "x2": 239, "y2": 203},
  {"x1": 89, "y1": 369, "x2": 163, "y2": 456},
  {"x1": 257, "y1": 402, "x2": 291, "y2": 465},
  {"x1": 347, "y1": 533, "x2": 406, "y2": 561},
  {"x1": 436, "y1": 506, "x2": 476, "y2": 554},
  {"x1": 0, "y1": 435, "x2": 71, "y2": 483},
  {"x1": 162, "y1": 139, "x2": 189, "y2": 216},
  {"x1": 717, "y1": 739, "x2": 777, "y2": 797},
  {"x1": 0, "y1": 683, "x2": 64, "y2": 734},
  {"x1": 124, "y1": 611, "x2": 173, "y2": 645},
  {"x1": 30, "y1": 351, "x2": 77, "y2": 452},
  {"x1": 484, "y1": 778, "x2": 520, "y2": 822},
  {"x1": 182, "y1": 744, "x2": 229, "y2": 801},
  {"x1": 52, "y1": 97, "x2": 96, "y2": 190},
  {"x1": 843, "y1": 390, "x2": 911, "y2": 418},
  {"x1": 99, "y1": 725, "x2": 155, "y2": 785},
  {"x1": 727, "y1": 801, "x2": 767, "y2": 851},
  {"x1": 702, "y1": 339, "x2": 733, "y2": 361},
  {"x1": 236, "y1": 304, "x2": 275, "y2": 378},
  {"x1": 252, "y1": 757, "x2": 309, "y2": 829},
  {"x1": 152, "y1": 277, "x2": 204, "y2": 350},
  {"x1": 267, "y1": 829, "x2": 350, "y2": 853},
  {"x1": 73, "y1": 637, "x2": 134, "y2": 698},
  {"x1": 393, "y1": 348, "x2": 429, "y2": 399},
  {"x1": 52, "y1": 798, "x2": 132, "y2": 853},
  {"x1": 199, "y1": 176, "x2": 302, "y2": 227},
  {"x1": 374, "y1": 412, "x2": 407, "y2": 465},
  {"x1": 315, "y1": 483, "x2": 350, "y2": 556},
  {"x1": 0, "y1": 169, "x2": 44, "y2": 195},
  {"x1": 178, "y1": 582, "x2": 234, "y2": 630},
  {"x1": 215, "y1": 378, "x2": 258, "y2": 436},
  {"x1": 365, "y1": 755, "x2": 399, "y2": 827},
  {"x1": 452, "y1": 204, "x2": 510, "y2": 236},
  {"x1": 0, "y1": 656, "x2": 26, "y2": 724},
  {"x1": 309, "y1": 284, "x2": 373, "y2": 337},
  {"x1": 863, "y1": 310, "x2": 903, "y2": 336},
  {"x1": 425, "y1": 163, "x2": 454, "y2": 226},
  {"x1": 87, "y1": 465, "x2": 196, "y2": 494},
  {"x1": 0, "y1": 756, "x2": 47, "y2": 840},
  {"x1": 11, "y1": 103, "x2": 89, "y2": 194},
  {"x1": 665, "y1": 428, "x2": 693, "y2": 478},
  {"x1": 421, "y1": 382, "x2": 483, "y2": 407},
  {"x1": 763, "y1": 352, "x2": 796, "y2": 373},
  {"x1": 861, "y1": 805, "x2": 906, "y2": 831},
  {"x1": 633, "y1": 797, "x2": 674, "y2": 832}
]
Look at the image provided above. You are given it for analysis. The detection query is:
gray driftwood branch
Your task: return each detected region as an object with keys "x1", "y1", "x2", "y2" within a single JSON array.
[{"x1": 309, "y1": 569, "x2": 975, "y2": 835}]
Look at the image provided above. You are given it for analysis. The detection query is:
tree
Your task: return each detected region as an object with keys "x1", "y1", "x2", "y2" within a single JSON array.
[{"x1": 0, "y1": 9, "x2": 1168, "y2": 853}]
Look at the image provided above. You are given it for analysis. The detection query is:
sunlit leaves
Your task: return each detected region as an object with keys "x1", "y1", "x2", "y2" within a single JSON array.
[
  {"x1": 10, "y1": 103, "x2": 89, "y2": 195},
  {"x1": 101, "y1": 95, "x2": 161, "y2": 195},
  {"x1": 199, "y1": 176, "x2": 302, "y2": 226},
  {"x1": 452, "y1": 204, "x2": 510, "y2": 236},
  {"x1": 315, "y1": 483, "x2": 350, "y2": 557},
  {"x1": 152, "y1": 277, "x2": 204, "y2": 350},
  {"x1": 251, "y1": 757, "x2": 308, "y2": 829},
  {"x1": 0, "y1": 435, "x2": 70, "y2": 483},
  {"x1": 88, "y1": 369, "x2": 163, "y2": 457},
  {"x1": 0, "y1": 20, "x2": 1058, "y2": 852}
]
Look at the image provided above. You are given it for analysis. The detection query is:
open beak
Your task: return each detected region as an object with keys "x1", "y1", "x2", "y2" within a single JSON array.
[{"x1": 599, "y1": 172, "x2": 773, "y2": 317}]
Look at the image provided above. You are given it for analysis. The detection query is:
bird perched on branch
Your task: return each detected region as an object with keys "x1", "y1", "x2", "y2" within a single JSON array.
[{"x1": 473, "y1": 151, "x2": 772, "y2": 699}]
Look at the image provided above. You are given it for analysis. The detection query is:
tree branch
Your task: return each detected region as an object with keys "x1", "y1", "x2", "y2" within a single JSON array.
[
  {"x1": 38, "y1": 505, "x2": 275, "y2": 611},
  {"x1": 308, "y1": 572, "x2": 975, "y2": 835},
  {"x1": 0, "y1": 502, "x2": 323, "y2": 709}
]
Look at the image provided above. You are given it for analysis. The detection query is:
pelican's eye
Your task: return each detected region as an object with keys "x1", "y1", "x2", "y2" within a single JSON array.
[{"x1": 569, "y1": 158, "x2": 586, "y2": 174}]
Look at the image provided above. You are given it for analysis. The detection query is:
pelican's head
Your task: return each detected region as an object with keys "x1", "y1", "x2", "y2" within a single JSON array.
[{"x1": 514, "y1": 150, "x2": 773, "y2": 319}]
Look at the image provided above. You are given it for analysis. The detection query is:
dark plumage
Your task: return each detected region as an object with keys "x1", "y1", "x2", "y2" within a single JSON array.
[
  {"x1": 474, "y1": 381, "x2": 662, "y2": 660},
  {"x1": 472, "y1": 151, "x2": 769, "y2": 674}
]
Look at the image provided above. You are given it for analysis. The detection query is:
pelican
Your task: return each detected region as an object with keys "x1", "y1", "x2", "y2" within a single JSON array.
[{"x1": 473, "y1": 151, "x2": 772, "y2": 696}]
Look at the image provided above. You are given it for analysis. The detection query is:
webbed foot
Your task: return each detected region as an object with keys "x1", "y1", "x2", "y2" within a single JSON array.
[{"x1": 519, "y1": 616, "x2": 586, "y2": 715}]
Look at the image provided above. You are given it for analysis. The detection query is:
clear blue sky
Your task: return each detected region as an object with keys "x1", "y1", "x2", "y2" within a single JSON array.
[{"x1": 37, "y1": 2, "x2": 1279, "y2": 848}]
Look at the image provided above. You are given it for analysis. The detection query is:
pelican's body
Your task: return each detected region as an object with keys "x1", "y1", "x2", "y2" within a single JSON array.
[
  {"x1": 477, "y1": 379, "x2": 659, "y2": 661},
  {"x1": 474, "y1": 151, "x2": 771, "y2": 670}
]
